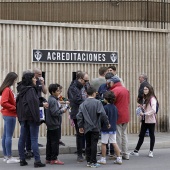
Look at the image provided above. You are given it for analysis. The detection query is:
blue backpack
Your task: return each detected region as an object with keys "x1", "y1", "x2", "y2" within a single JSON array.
[{"x1": 150, "y1": 100, "x2": 159, "y2": 114}]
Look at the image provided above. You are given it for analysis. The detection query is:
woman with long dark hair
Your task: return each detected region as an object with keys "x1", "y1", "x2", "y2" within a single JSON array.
[
  {"x1": 130, "y1": 84, "x2": 158, "y2": 158},
  {"x1": 17, "y1": 72, "x2": 45, "y2": 167},
  {"x1": 0, "y1": 72, "x2": 19, "y2": 163}
]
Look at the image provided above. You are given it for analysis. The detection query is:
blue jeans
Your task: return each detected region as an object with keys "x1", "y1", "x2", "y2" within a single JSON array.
[
  {"x1": 18, "y1": 121, "x2": 40, "y2": 161},
  {"x1": 2, "y1": 116, "x2": 16, "y2": 157}
]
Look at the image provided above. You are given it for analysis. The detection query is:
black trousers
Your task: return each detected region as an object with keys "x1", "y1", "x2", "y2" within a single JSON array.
[
  {"x1": 85, "y1": 131, "x2": 99, "y2": 164},
  {"x1": 136, "y1": 120, "x2": 155, "y2": 151},
  {"x1": 46, "y1": 128, "x2": 60, "y2": 161},
  {"x1": 73, "y1": 119, "x2": 85, "y2": 156}
]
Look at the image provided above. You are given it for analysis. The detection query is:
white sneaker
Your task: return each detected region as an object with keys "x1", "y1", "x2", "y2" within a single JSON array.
[
  {"x1": 6, "y1": 157, "x2": 20, "y2": 164},
  {"x1": 97, "y1": 157, "x2": 106, "y2": 164},
  {"x1": 114, "y1": 157, "x2": 122, "y2": 165},
  {"x1": 148, "y1": 151, "x2": 153, "y2": 158},
  {"x1": 130, "y1": 151, "x2": 139, "y2": 156},
  {"x1": 3, "y1": 156, "x2": 8, "y2": 162}
]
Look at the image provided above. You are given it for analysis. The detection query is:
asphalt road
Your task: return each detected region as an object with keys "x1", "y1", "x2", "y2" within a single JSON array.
[{"x1": 0, "y1": 148, "x2": 169, "y2": 170}]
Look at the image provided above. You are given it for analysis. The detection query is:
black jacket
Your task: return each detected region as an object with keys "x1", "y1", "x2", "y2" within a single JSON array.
[
  {"x1": 67, "y1": 80, "x2": 84, "y2": 119},
  {"x1": 16, "y1": 85, "x2": 40, "y2": 124}
]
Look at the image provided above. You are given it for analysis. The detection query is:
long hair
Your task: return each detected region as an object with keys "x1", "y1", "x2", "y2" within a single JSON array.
[
  {"x1": 143, "y1": 84, "x2": 158, "y2": 108},
  {"x1": 22, "y1": 72, "x2": 35, "y2": 86},
  {"x1": 0, "y1": 72, "x2": 18, "y2": 95}
]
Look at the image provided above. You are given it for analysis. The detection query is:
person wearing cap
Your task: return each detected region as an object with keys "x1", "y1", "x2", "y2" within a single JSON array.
[
  {"x1": 107, "y1": 76, "x2": 130, "y2": 160},
  {"x1": 107, "y1": 66, "x2": 125, "y2": 87},
  {"x1": 97, "y1": 72, "x2": 115, "y2": 157},
  {"x1": 97, "y1": 72, "x2": 115, "y2": 101}
]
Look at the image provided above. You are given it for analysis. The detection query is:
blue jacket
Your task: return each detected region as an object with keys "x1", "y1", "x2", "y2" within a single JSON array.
[
  {"x1": 101, "y1": 104, "x2": 118, "y2": 132},
  {"x1": 98, "y1": 83, "x2": 108, "y2": 100}
]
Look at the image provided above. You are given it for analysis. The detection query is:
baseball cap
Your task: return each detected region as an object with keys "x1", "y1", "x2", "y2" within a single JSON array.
[{"x1": 106, "y1": 76, "x2": 120, "y2": 83}]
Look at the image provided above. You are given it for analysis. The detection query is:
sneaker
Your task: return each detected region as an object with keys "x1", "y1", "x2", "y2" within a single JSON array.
[
  {"x1": 90, "y1": 163, "x2": 101, "y2": 168},
  {"x1": 38, "y1": 143, "x2": 44, "y2": 147},
  {"x1": 50, "y1": 159, "x2": 64, "y2": 165},
  {"x1": 6, "y1": 157, "x2": 20, "y2": 164},
  {"x1": 148, "y1": 151, "x2": 153, "y2": 158},
  {"x1": 20, "y1": 160, "x2": 28, "y2": 166},
  {"x1": 130, "y1": 151, "x2": 139, "y2": 156},
  {"x1": 114, "y1": 157, "x2": 122, "y2": 165},
  {"x1": 34, "y1": 161, "x2": 46, "y2": 168},
  {"x1": 3, "y1": 156, "x2": 8, "y2": 162},
  {"x1": 109, "y1": 155, "x2": 117, "y2": 160},
  {"x1": 122, "y1": 155, "x2": 130, "y2": 160},
  {"x1": 97, "y1": 158, "x2": 106, "y2": 165},
  {"x1": 77, "y1": 155, "x2": 84, "y2": 162},
  {"x1": 59, "y1": 141, "x2": 65, "y2": 146},
  {"x1": 122, "y1": 153, "x2": 130, "y2": 160},
  {"x1": 87, "y1": 162, "x2": 91, "y2": 167}
]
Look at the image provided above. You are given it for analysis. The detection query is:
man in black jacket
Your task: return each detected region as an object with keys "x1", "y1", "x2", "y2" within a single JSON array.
[
  {"x1": 137, "y1": 74, "x2": 150, "y2": 104},
  {"x1": 67, "y1": 71, "x2": 89, "y2": 162}
]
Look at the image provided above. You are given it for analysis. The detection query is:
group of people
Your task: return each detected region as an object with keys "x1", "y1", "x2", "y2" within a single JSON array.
[{"x1": 0, "y1": 66, "x2": 158, "y2": 168}]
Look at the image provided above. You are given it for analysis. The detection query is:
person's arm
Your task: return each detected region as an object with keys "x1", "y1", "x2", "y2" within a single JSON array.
[
  {"x1": 1, "y1": 88, "x2": 16, "y2": 111},
  {"x1": 140, "y1": 97, "x2": 157, "y2": 116},
  {"x1": 39, "y1": 77, "x2": 47, "y2": 94},
  {"x1": 68, "y1": 86, "x2": 84, "y2": 105},
  {"x1": 76, "y1": 106, "x2": 84, "y2": 129},
  {"x1": 97, "y1": 101, "x2": 110, "y2": 128},
  {"x1": 26, "y1": 88, "x2": 40, "y2": 124}
]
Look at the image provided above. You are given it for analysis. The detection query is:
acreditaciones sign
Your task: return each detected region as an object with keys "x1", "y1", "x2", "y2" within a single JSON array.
[{"x1": 33, "y1": 50, "x2": 118, "y2": 64}]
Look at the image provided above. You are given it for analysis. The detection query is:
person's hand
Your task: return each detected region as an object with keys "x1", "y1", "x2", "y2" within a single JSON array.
[
  {"x1": 137, "y1": 104, "x2": 144, "y2": 108},
  {"x1": 43, "y1": 102, "x2": 49, "y2": 109},
  {"x1": 61, "y1": 108, "x2": 67, "y2": 113},
  {"x1": 140, "y1": 112, "x2": 144, "y2": 116},
  {"x1": 65, "y1": 101, "x2": 70, "y2": 104},
  {"x1": 79, "y1": 128, "x2": 84, "y2": 133},
  {"x1": 107, "y1": 124, "x2": 111, "y2": 129},
  {"x1": 38, "y1": 77, "x2": 45, "y2": 84}
]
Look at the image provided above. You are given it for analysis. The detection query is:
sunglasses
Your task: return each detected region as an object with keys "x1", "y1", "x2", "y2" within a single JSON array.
[{"x1": 83, "y1": 79, "x2": 89, "y2": 83}]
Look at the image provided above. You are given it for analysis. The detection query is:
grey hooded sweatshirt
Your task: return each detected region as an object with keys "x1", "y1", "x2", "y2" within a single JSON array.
[{"x1": 76, "y1": 98, "x2": 109, "y2": 134}]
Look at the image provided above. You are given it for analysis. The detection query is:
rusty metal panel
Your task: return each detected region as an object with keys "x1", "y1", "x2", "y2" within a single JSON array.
[
  {"x1": 0, "y1": 1, "x2": 170, "y2": 29},
  {"x1": 0, "y1": 21, "x2": 169, "y2": 137}
]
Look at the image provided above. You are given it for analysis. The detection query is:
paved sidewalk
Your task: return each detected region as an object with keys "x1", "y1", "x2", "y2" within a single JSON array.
[{"x1": 0, "y1": 132, "x2": 170, "y2": 157}]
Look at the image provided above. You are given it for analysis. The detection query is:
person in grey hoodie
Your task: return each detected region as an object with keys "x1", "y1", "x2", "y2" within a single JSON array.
[
  {"x1": 76, "y1": 86, "x2": 110, "y2": 168},
  {"x1": 45, "y1": 84, "x2": 67, "y2": 165}
]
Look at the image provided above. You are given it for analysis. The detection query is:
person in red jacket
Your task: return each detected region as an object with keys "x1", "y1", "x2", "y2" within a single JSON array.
[
  {"x1": 0, "y1": 72, "x2": 19, "y2": 164},
  {"x1": 107, "y1": 76, "x2": 130, "y2": 160}
]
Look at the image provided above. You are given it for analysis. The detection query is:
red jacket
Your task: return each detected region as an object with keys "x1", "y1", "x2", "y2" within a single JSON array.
[
  {"x1": 110, "y1": 82, "x2": 130, "y2": 124},
  {"x1": 1, "y1": 87, "x2": 17, "y2": 117}
]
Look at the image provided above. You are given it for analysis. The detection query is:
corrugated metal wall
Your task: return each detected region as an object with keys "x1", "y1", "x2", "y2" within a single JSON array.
[
  {"x1": 0, "y1": 20, "x2": 169, "y2": 138},
  {"x1": 0, "y1": 0, "x2": 170, "y2": 29}
]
